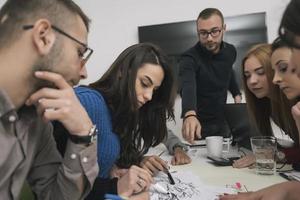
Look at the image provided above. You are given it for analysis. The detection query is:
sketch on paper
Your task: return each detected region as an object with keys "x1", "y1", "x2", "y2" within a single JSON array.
[{"x1": 150, "y1": 171, "x2": 235, "y2": 200}]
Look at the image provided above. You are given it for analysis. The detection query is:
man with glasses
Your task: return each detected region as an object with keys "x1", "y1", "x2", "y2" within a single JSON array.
[
  {"x1": 179, "y1": 8, "x2": 242, "y2": 143},
  {"x1": 0, "y1": 0, "x2": 98, "y2": 199}
]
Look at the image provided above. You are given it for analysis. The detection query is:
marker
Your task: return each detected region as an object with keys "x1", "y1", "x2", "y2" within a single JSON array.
[
  {"x1": 157, "y1": 151, "x2": 175, "y2": 185},
  {"x1": 153, "y1": 183, "x2": 169, "y2": 194},
  {"x1": 104, "y1": 194, "x2": 129, "y2": 200},
  {"x1": 166, "y1": 170, "x2": 175, "y2": 185}
]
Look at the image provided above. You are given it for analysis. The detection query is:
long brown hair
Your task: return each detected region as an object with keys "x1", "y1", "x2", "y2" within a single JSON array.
[
  {"x1": 242, "y1": 43, "x2": 299, "y2": 145},
  {"x1": 242, "y1": 44, "x2": 273, "y2": 136}
]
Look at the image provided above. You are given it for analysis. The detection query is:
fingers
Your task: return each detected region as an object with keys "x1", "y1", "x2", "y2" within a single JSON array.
[
  {"x1": 132, "y1": 166, "x2": 152, "y2": 193},
  {"x1": 219, "y1": 194, "x2": 239, "y2": 200},
  {"x1": 195, "y1": 122, "x2": 202, "y2": 140},
  {"x1": 25, "y1": 72, "x2": 93, "y2": 135},
  {"x1": 182, "y1": 117, "x2": 201, "y2": 144},
  {"x1": 26, "y1": 88, "x2": 62, "y2": 106},
  {"x1": 172, "y1": 149, "x2": 192, "y2": 165},
  {"x1": 140, "y1": 156, "x2": 168, "y2": 176},
  {"x1": 118, "y1": 165, "x2": 152, "y2": 197},
  {"x1": 182, "y1": 118, "x2": 194, "y2": 144},
  {"x1": 35, "y1": 71, "x2": 70, "y2": 89},
  {"x1": 232, "y1": 155, "x2": 255, "y2": 168},
  {"x1": 219, "y1": 192, "x2": 254, "y2": 200},
  {"x1": 129, "y1": 191, "x2": 150, "y2": 200},
  {"x1": 35, "y1": 98, "x2": 72, "y2": 121}
]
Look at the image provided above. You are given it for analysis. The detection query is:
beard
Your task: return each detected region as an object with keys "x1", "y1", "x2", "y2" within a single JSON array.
[
  {"x1": 201, "y1": 34, "x2": 223, "y2": 54},
  {"x1": 30, "y1": 40, "x2": 63, "y2": 92},
  {"x1": 204, "y1": 42, "x2": 219, "y2": 52}
]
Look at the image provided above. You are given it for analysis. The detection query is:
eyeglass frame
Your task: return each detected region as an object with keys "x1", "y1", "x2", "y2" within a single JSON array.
[
  {"x1": 279, "y1": 26, "x2": 300, "y2": 49},
  {"x1": 197, "y1": 27, "x2": 223, "y2": 39},
  {"x1": 23, "y1": 24, "x2": 94, "y2": 64}
]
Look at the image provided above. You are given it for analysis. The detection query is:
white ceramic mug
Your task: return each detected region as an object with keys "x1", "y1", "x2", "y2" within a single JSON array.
[{"x1": 206, "y1": 136, "x2": 223, "y2": 158}]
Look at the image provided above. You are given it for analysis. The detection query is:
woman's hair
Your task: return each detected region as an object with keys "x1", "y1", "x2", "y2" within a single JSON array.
[
  {"x1": 89, "y1": 43, "x2": 176, "y2": 167},
  {"x1": 271, "y1": 38, "x2": 299, "y2": 144},
  {"x1": 242, "y1": 43, "x2": 274, "y2": 137},
  {"x1": 279, "y1": 0, "x2": 300, "y2": 48},
  {"x1": 242, "y1": 42, "x2": 299, "y2": 145}
]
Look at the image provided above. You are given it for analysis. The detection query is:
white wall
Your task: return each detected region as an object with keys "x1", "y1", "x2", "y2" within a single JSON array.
[
  {"x1": 73, "y1": 0, "x2": 290, "y2": 139},
  {"x1": 0, "y1": 0, "x2": 290, "y2": 138}
]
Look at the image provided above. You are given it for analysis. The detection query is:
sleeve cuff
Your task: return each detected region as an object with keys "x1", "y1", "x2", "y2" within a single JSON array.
[{"x1": 63, "y1": 139, "x2": 99, "y2": 185}]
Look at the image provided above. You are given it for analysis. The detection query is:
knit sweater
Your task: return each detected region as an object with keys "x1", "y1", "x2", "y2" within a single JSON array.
[
  {"x1": 75, "y1": 86, "x2": 120, "y2": 178},
  {"x1": 179, "y1": 42, "x2": 241, "y2": 122}
]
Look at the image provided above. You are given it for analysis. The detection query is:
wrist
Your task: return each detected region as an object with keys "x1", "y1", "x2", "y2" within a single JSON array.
[
  {"x1": 183, "y1": 114, "x2": 197, "y2": 121},
  {"x1": 173, "y1": 143, "x2": 188, "y2": 152},
  {"x1": 68, "y1": 124, "x2": 97, "y2": 145},
  {"x1": 185, "y1": 110, "x2": 196, "y2": 116},
  {"x1": 72, "y1": 121, "x2": 94, "y2": 136}
]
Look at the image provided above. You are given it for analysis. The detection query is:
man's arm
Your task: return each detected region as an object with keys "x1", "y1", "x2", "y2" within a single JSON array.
[
  {"x1": 179, "y1": 55, "x2": 202, "y2": 142},
  {"x1": 25, "y1": 72, "x2": 98, "y2": 199},
  {"x1": 163, "y1": 129, "x2": 186, "y2": 155},
  {"x1": 163, "y1": 130, "x2": 191, "y2": 165},
  {"x1": 27, "y1": 123, "x2": 98, "y2": 199},
  {"x1": 228, "y1": 70, "x2": 242, "y2": 103},
  {"x1": 178, "y1": 55, "x2": 198, "y2": 117}
]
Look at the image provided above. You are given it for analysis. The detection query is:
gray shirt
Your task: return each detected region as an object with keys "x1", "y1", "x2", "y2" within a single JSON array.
[
  {"x1": 0, "y1": 90, "x2": 98, "y2": 200},
  {"x1": 163, "y1": 129, "x2": 187, "y2": 155}
]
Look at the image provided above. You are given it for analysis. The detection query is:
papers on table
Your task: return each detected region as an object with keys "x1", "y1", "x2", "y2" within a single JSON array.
[{"x1": 150, "y1": 171, "x2": 236, "y2": 200}]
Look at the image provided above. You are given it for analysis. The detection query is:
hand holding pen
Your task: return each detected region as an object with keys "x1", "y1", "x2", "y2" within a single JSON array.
[{"x1": 140, "y1": 153, "x2": 175, "y2": 185}]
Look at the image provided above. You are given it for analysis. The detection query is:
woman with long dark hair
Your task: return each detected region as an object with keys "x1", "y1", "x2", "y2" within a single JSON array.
[{"x1": 54, "y1": 42, "x2": 176, "y2": 199}]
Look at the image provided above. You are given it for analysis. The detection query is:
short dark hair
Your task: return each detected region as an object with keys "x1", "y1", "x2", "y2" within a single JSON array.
[
  {"x1": 0, "y1": 0, "x2": 90, "y2": 49},
  {"x1": 90, "y1": 43, "x2": 176, "y2": 167},
  {"x1": 197, "y1": 8, "x2": 224, "y2": 24}
]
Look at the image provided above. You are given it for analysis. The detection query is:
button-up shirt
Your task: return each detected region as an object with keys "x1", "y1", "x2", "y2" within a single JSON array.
[{"x1": 0, "y1": 90, "x2": 98, "y2": 199}]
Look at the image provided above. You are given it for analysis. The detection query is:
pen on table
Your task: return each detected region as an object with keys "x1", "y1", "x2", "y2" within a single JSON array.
[
  {"x1": 187, "y1": 143, "x2": 206, "y2": 148},
  {"x1": 244, "y1": 185, "x2": 248, "y2": 192},
  {"x1": 158, "y1": 150, "x2": 175, "y2": 185},
  {"x1": 279, "y1": 172, "x2": 297, "y2": 181},
  {"x1": 104, "y1": 194, "x2": 129, "y2": 200},
  {"x1": 158, "y1": 150, "x2": 165, "y2": 157}
]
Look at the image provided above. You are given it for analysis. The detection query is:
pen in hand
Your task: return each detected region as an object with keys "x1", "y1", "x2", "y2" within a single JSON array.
[
  {"x1": 158, "y1": 150, "x2": 175, "y2": 185},
  {"x1": 166, "y1": 170, "x2": 175, "y2": 185}
]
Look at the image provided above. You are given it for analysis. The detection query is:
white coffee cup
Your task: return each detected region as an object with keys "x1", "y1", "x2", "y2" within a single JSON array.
[{"x1": 206, "y1": 136, "x2": 223, "y2": 158}]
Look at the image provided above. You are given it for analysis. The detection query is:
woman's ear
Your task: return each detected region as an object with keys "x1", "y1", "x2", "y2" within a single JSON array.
[{"x1": 31, "y1": 19, "x2": 56, "y2": 56}]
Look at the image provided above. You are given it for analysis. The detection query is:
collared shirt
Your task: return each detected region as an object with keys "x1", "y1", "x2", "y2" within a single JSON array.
[
  {"x1": 179, "y1": 42, "x2": 241, "y2": 123},
  {"x1": 0, "y1": 90, "x2": 98, "y2": 200}
]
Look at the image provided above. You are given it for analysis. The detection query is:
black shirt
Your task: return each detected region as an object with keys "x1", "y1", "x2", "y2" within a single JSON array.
[{"x1": 179, "y1": 42, "x2": 241, "y2": 123}]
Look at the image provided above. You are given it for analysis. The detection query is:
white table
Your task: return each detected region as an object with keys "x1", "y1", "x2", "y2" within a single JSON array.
[{"x1": 148, "y1": 143, "x2": 287, "y2": 192}]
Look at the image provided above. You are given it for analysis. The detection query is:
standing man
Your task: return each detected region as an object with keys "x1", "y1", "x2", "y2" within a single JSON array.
[
  {"x1": 0, "y1": 0, "x2": 98, "y2": 199},
  {"x1": 179, "y1": 8, "x2": 242, "y2": 143}
]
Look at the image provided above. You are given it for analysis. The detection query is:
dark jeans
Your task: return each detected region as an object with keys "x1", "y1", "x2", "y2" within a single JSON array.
[{"x1": 200, "y1": 120, "x2": 231, "y2": 138}]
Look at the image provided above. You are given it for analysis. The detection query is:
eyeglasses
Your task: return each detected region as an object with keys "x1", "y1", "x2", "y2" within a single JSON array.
[
  {"x1": 198, "y1": 28, "x2": 223, "y2": 39},
  {"x1": 279, "y1": 26, "x2": 300, "y2": 49},
  {"x1": 23, "y1": 25, "x2": 94, "y2": 64}
]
